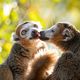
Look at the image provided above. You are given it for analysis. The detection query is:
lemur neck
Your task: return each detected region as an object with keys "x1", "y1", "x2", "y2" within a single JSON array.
[
  {"x1": 16, "y1": 42, "x2": 37, "y2": 58},
  {"x1": 59, "y1": 33, "x2": 80, "y2": 53},
  {"x1": 19, "y1": 39, "x2": 37, "y2": 49}
]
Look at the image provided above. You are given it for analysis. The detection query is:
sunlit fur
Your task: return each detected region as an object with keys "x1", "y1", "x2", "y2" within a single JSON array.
[
  {"x1": 27, "y1": 50, "x2": 59, "y2": 80},
  {"x1": 40, "y1": 22, "x2": 80, "y2": 80}
]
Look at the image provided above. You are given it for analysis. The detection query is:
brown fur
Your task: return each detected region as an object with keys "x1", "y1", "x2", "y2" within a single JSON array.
[
  {"x1": 0, "y1": 22, "x2": 41, "y2": 80},
  {"x1": 0, "y1": 21, "x2": 57, "y2": 80},
  {"x1": 7, "y1": 43, "x2": 39, "y2": 80},
  {"x1": 50, "y1": 23, "x2": 78, "y2": 51},
  {"x1": 27, "y1": 52, "x2": 58, "y2": 80},
  {"x1": 40, "y1": 22, "x2": 80, "y2": 80},
  {"x1": 0, "y1": 64, "x2": 13, "y2": 80}
]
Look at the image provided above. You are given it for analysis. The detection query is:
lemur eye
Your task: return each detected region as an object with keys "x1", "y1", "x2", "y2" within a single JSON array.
[
  {"x1": 33, "y1": 24, "x2": 38, "y2": 28},
  {"x1": 21, "y1": 30, "x2": 27, "y2": 35},
  {"x1": 51, "y1": 30, "x2": 54, "y2": 32}
]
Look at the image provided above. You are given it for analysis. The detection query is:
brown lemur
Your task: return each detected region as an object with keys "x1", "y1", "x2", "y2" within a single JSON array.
[
  {"x1": 40, "y1": 22, "x2": 80, "y2": 80},
  {"x1": 0, "y1": 21, "x2": 57, "y2": 80}
]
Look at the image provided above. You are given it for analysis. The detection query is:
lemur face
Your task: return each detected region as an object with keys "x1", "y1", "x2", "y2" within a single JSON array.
[
  {"x1": 13, "y1": 21, "x2": 42, "y2": 41},
  {"x1": 40, "y1": 22, "x2": 76, "y2": 43}
]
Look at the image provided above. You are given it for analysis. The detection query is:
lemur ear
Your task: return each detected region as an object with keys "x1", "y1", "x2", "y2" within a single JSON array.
[
  {"x1": 12, "y1": 32, "x2": 20, "y2": 41},
  {"x1": 62, "y1": 28, "x2": 75, "y2": 41}
]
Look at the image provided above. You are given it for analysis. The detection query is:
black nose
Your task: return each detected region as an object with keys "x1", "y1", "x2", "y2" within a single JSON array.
[
  {"x1": 31, "y1": 30, "x2": 39, "y2": 38},
  {"x1": 32, "y1": 30, "x2": 37, "y2": 35},
  {"x1": 40, "y1": 31, "x2": 49, "y2": 40}
]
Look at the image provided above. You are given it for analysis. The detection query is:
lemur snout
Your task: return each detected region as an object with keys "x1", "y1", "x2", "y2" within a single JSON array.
[
  {"x1": 39, "y1": 31, "x2": 49, "y2": 40},
  {"x1": 31, "y1": 30, "x2": 40, "y2": 39}
]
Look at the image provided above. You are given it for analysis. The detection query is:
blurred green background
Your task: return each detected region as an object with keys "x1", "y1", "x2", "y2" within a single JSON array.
[{"x1": 0, "y1": 0, "x2": 80, "y2": 64}]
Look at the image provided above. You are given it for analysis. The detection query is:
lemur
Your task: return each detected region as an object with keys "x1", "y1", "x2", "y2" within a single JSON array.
[
  {"x1": 0, "y1": 21, "x2": 57, "y2": 80},
  {"x1": 40, "y1": 22, "x2": 80, "y2": 80}
]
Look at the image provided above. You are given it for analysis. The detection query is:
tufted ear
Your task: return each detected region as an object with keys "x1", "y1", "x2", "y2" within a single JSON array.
[
  {"x1": 62, "y1": 28, "x2": 75, "y2": 41},
  {"x1": 12, "y1": 32, "x2": 20, "y2": 41}
]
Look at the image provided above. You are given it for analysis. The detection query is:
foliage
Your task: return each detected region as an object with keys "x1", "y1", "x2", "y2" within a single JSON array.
[{"x1": 0, "y1": 0, "x2": 80, "y2": 64}]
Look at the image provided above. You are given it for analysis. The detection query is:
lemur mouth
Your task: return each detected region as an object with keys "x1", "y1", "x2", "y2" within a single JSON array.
[
  {"x1": 30, "y1": 31, "x2": 40, "y2": 39},
  {"x1": 33, "y1": 32, "x2": 40, "y2": 39},
  {"x1": 39, "y1": 31, "x2": 49, "y2": 41},
  {"x1": 39, "y1": 36, "x2": 49, "y2": 41}
]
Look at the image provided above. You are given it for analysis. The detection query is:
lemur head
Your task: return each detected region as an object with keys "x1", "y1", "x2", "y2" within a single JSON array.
[
  {"x1": 12, "y1": 21, "x2": 42, "y2": 46},
  {"x1": 40, "y1": 22, "x2": 79, "y2": 47}
]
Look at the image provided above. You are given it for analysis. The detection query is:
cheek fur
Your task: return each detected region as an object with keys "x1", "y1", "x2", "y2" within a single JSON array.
[{"x1": 50, "y1": 34, "x2": 64, "y2": 44}]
